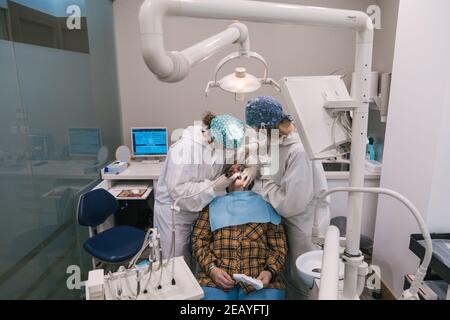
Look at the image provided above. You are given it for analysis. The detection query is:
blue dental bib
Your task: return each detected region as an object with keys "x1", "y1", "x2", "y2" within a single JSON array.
[{"x1": 209, "y1": 191, "x2": 281, "y2": 232}]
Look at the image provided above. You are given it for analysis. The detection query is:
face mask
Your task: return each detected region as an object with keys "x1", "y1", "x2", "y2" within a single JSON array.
[{"x1": 280, "y1": 133, "x2": 290, "y2": 144}]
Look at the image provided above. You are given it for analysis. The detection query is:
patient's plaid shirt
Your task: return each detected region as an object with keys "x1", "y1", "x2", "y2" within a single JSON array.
[{"x1": 192, "y1": 207, "x2": 288, "y2": 294}]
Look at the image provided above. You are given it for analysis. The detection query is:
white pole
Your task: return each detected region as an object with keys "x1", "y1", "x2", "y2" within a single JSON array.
[{"x1": 343, "y1": 28, "x2": 373, "y2": 300}]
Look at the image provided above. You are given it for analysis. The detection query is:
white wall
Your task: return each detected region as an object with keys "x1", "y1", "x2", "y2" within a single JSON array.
[
  {"x1": 367, "y1": 0, "x2": 399, "y2": 141},
  {"x1": 427, "y1": 92, "x2": 450, "y2": 232},
  {"x1": 373, "y1": 0, "x2": 398, "y2": 73},
  {"x1": 372, "y1": 0, "x2": 450, "y2": 297},
  {"x1": 113, "y1": 0, "x2": 398, "y2": 147}
]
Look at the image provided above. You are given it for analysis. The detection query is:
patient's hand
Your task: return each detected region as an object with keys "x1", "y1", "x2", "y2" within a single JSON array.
[
  {"x1": 257, "y1": 271, "x2": 273, "y2": 288},
  {"x1": 210, "y1": 268, "x2": 235, "y2": 290}
]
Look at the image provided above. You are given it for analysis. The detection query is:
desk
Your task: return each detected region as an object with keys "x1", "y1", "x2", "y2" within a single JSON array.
[
  {"x1": 0, "y1": 160, "x2": 99, "y2": 180},
  {"x1": 97, "y1": 161, "x2": 164, "y2": 199},
  {"x1": 99, "y1": 161, "x2": 163, "y2": 192},
  {"x1": 95, "y1": 161, "x2": 164, "y2": 231},
  {"x1": 101, "y1": 161, "x2": 164, "y2": 181},
  {"x1": 0, "y1": 160, "x2": 100, "y2": 229}
]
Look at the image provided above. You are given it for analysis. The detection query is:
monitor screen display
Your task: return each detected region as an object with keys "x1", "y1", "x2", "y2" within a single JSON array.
[
  {"x1": 69, "y1": 128, "x2": 102, "y2": 156},
  {"x1": 132, "y1": 128, "x2": 168, "y2": 157}
]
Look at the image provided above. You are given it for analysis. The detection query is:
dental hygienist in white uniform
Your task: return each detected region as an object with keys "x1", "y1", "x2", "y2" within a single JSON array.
[
  {"x1": 154, "y1": 112, "x2": 245, "y2": 266},
  {"x1": 246, "y1": 97, "x2": 331, "y2": 300}
]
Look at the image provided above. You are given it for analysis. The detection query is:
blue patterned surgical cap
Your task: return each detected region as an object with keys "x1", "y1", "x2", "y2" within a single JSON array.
[
  {"x1": 245, "y1": 96, "x2": 292, "y2": 129},
  {"x1": 210, "y1": 115, "x2": 245, "y2": 149}
]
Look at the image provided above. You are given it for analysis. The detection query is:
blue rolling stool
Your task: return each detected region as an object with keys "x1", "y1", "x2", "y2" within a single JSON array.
[{"x1": 78, "y1": 189, "x2": 146, "y2": 268}]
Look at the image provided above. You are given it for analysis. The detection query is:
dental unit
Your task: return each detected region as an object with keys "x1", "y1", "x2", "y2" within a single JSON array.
[{"x1": 137, "y1": 0, "x2": 433, "y2": 300}]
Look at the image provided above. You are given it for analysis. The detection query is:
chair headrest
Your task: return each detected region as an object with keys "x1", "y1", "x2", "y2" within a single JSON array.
[{"x1": 78, "y1": 189, "x2": 118, "y2": 227}]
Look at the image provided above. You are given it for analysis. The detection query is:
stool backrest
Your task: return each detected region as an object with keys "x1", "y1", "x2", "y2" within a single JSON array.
[{"x1": 78, "y1": 189, "x2": 118, "y2": 227}]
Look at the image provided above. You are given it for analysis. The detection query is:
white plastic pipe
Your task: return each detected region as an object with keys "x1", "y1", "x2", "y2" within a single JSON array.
[
  {"x1": 319, "y1": 226, "x2": 341, "y2": 300},
  {"x1": 181, "y1": 23, "x2": 249, "y2": 68},
  {"x1": 140, "y1": 24, "x2": 246, "y2": 82},
  {"x1": 357, "y1": 262, "x2": 369, "y2": 297},
  {"x1": 139, "y1": 0, "x2": 373, "y2": 82},
  {"x1": 344, "y1": 28, "x2": 373, "y2": 299},
  {"x1": 313, "y1": 187, "x2": 433, "y2": 299}
]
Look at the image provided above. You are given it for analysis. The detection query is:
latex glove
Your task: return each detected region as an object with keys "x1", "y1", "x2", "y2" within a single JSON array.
[
  {"x1": 210, "y1": 268, "x2": 235, "y2": 290},
  {"x1": 242, "y1": 166, "x2": 259, "y2": 189},
  {"x1": 213, "y1": 173, "x2": 240, "y2": 194},
  {"x1": 243, "y1": 141, "x2": 261, "y2": 166}
]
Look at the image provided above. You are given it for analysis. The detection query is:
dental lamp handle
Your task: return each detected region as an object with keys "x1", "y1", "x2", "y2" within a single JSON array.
[
  {"x1": 213, "y1": 50, "x2": 269, "y2": 86},
  {"x1": 264, "y1": 78, "x2": 282, "y2": 92}
]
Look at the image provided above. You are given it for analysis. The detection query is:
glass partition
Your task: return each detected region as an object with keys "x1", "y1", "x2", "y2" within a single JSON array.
[{"x1": 0, "y1": 0, "x2": 122, "y2": 299}]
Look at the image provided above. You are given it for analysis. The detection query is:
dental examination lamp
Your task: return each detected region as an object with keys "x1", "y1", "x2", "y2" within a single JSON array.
[
  {"x1": 139, "y1": 0, "x2": 433, "y2": 300},
  {"x1": 205, "y1": 50, "x2": 281, "y2": 101}
]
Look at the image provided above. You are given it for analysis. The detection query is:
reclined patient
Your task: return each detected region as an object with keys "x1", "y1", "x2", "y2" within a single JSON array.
[{"x1": 192, "y1": 165, "x2": 288, "y2": 300}]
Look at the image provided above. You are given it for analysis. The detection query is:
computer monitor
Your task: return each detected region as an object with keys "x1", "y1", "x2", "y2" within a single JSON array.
[
  {"x1": 131, "y1": 127, "x2": 168, "y2": 158},
  {"x1": 68, "y1": 128, "x2": 102, "y2": 157}
]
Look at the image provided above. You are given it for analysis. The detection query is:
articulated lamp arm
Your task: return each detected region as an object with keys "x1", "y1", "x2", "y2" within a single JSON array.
[
  {"x1": 139, "y1": 20, "x2": 249, "y2": 82},
  {"x1": 139, "y1": 0, "x2": 373, "y2": 83}
]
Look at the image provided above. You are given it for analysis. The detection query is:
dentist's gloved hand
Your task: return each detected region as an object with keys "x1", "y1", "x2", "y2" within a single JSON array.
[
  {"x1": 213, "y1": 173, "x2": 240, "y2": 196},
  {"x1": 242, "y1": 166, "x2": 259, "y2": 189},
  {"x1": 242, "y1": 141, "x2": 261, "y2": 167}
]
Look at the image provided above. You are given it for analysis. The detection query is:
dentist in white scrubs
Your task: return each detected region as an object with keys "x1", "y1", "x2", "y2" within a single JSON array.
[
  {"x1": 246, "y1": 96, "x2": 330, "y2": 300},
  {"x1": 154, "y1": 113, "x2": 245, "y2": 267}
]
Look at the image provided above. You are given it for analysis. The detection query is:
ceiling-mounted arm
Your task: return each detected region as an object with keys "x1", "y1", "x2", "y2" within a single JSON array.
[
  {"x1": 183, "y1": 23, "x2": 250, "y2": 68},
  {"x1": 139, "y1": 0, "x2": 373, "y2": 83},
  {"x1": 139, "y1": 19, "x2": 249, "y2": 82}
]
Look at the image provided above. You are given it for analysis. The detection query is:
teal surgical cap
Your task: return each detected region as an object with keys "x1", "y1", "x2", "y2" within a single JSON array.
[{"x1": 210, "y1": 115, "x2": 245, "y2": 149}]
